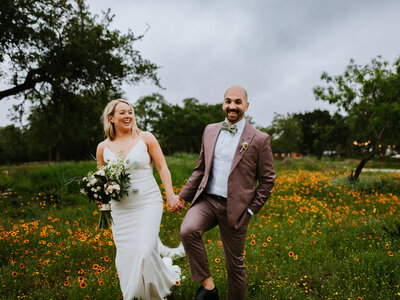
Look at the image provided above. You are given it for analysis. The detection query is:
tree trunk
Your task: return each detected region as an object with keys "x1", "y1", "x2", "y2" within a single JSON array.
[
  {"x1": 56, "y1": 149, "x2": 60, "y2": 162},
  {"x1": 348, "y1": 149, "x2": 378, "y2": 184},
  {"x1": 48, "y1": 146, "x2": 52, "y2": 161}
]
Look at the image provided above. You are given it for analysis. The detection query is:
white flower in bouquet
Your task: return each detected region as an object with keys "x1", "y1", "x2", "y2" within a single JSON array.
[
  {"x1": 89, "y1": 177, "x2": 97, "y2": 185},
  {"x1": 105, "y1": 185, "x2": 113, "y2": 195}
]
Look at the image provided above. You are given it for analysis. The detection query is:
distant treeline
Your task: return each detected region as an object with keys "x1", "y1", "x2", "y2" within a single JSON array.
[
  {"x1": 0, "y1": 94, "x2": 226, "y2": 164},
  {"x1": 1, "y1": 91, "x2": 392, "y2": 164}
]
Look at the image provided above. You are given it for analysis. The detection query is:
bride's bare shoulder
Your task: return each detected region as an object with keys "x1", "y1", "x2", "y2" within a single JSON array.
[
  {"x1": 96, "y1": 139, "x2": 109, "y2": 156},
  {"x1": 141, "y1": 131, "x2": 156, "y2": 142},
  {"x1": 141, "y1": 132, "x2": 160, "y2": 152}
]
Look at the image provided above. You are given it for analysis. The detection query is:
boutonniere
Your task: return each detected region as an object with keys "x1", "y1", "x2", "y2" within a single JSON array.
[{"x1": 240, "y1": 139, "x2": 249, "y2": 153}]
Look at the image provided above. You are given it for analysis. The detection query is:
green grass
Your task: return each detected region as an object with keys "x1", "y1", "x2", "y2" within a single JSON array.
[{"x1": 1, "y1": 155, "x2": 400, "y2": 299}]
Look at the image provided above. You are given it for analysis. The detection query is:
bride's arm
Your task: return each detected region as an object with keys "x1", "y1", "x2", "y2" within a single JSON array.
[
  {"x1": 142, "y1": 132, "x2": 181, "y2": 211},
  {"x1": 95, "y1": 141, "x2": 107, "y2": 206},
  {"x1": 96, "y1": 141, "x2": 106, "y2": 170}
]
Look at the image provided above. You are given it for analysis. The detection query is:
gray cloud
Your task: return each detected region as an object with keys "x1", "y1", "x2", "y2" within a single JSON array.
[{"x1": 1, "y1": 0, "x2": 400, "y2": 127}]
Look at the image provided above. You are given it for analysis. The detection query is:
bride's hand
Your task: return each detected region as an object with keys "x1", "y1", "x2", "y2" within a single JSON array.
[{"x1": 167, "y1": 194, "x2": 183, "y2": 213}]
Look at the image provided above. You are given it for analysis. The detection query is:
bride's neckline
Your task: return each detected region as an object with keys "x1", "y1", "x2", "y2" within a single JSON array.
[{"x1": 105, "y1": 137, "x2": 143, "y2": 161}]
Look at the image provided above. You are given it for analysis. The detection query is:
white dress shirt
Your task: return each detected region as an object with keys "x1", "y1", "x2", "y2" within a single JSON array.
[{"x1": 206, "y1": 118, "x2": 254, "y2": 215}]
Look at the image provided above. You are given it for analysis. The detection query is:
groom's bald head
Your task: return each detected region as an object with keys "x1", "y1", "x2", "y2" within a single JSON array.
[{"x1": 223, "y1": 85, "x2": 248, "y2": 102}]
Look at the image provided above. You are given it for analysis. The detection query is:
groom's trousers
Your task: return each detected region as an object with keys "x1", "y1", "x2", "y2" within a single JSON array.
[{"x1": 180, "y1": 193, "x2": 251, "y2": 300}]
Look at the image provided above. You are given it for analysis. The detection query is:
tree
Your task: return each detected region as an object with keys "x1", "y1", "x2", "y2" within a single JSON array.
[
  {"x1": 0, "y1": 125, "x2": 28, "y2": 164},
  {"x1": 134, "y1": 94, "x2": 169, "y2": 131},
  {"x1": 156, "y1": 98, "x2": 225, "y2": 153},
  {"x1": 134, "y1": 95, "x2": 225, "y2": 154},
  {"x1": 25, "y1": 91, "x2": 112, "y2": 161},
  {"x1": 263, "y1": 113, "x2": 303, "y2": 154},
  {"x1": 294, "y1": 109, "x2": 350, "y2": 158},
  {"x1": 314, "y1": 56, "x2": 400, "y2": 182},
  {"x1": 0, "y1": 0, "x2": 159, "y2": 107}
]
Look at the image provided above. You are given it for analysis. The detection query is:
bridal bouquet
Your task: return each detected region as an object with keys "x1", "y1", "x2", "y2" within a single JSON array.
[{"x1": 80, "y1": 155, "x2": 138, "y2": 229}]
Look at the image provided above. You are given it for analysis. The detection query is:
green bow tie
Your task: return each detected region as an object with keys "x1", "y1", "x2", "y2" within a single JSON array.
[{"x1": 221, "y1": 122, "x2": 238, "y2": 136}]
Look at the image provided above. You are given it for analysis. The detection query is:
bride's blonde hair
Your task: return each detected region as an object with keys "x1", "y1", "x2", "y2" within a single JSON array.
[{"x1": 102, "y1": 99, "x2": 141, "y2": 140}]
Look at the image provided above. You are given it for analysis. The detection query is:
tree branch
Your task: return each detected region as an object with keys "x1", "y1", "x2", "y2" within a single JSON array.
[{"x1": 0, "y1": 69, "x2": 45, "y2": 100}]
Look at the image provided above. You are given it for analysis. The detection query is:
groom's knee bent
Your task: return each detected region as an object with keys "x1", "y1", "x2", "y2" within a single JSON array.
[{"x1": 180, "y1": 223, "x2": 201, "y2": 243}]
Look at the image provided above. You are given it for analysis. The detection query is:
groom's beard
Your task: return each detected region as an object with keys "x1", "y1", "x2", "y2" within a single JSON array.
[{"x1": 225, "y1": 108, "x2": 244, "y2": 123}]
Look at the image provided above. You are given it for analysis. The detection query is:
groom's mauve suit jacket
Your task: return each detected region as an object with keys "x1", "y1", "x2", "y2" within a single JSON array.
[{"x1": 179, "y1": 121, "x2": 276, "y2": 228}]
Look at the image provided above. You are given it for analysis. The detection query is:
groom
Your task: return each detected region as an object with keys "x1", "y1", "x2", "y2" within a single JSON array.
[{"x1": 177, "y1": 85, "x2": 275, "y2": 300}]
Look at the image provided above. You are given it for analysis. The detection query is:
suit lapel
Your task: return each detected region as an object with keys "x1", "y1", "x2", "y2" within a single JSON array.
[
  {"x1": 229, "y1": 122, "x2": 255, "y2": 175},
  {"x1": 204, "y1": 123, "x2": 221, "y2": 170}
]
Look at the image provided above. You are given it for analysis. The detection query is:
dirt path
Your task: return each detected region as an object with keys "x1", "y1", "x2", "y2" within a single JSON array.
[{"x1": 363, "y1": 168, "x2": 400, "y2": 173}]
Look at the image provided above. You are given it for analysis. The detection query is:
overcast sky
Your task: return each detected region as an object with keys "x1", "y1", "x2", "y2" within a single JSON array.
[{"x1": 1, "y1": 0, "x2": 400, "y2": 127}]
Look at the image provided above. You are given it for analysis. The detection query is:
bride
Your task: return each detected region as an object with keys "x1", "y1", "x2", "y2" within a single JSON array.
[{"x1": 96, "y1": 99, "x2": 185, "y2": 299}]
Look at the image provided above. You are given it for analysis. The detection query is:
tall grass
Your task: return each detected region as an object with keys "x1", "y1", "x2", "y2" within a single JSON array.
[{"x1": 1, "y1": 156, "x2": 400, "y2": 299}]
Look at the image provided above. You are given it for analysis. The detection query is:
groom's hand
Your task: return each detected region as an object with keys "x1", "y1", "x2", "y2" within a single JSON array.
[
  {"x1": 178, "y1": 196, "x2": 186, "y2": 208},
  {"x1": 169, "y1": 195, "x2": 185, "y2": 213}
]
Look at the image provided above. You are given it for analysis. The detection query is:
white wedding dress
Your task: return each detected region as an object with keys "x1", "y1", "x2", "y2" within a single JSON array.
[{"x1": 103, "y1": 137, "x2": 185, "y2": 300}]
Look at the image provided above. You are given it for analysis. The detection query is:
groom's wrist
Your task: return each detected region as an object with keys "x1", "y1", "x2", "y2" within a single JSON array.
[{"x1": 247, "y1": 208, "x2": 254, "y2": 216}]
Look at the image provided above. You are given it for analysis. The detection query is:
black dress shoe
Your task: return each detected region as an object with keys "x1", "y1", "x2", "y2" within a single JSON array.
[{"x1": 193, "y1": 285, "x2": 219, "y2": 300}]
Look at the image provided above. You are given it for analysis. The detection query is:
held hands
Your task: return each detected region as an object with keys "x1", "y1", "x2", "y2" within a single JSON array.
[{"x1": 167, "y1": 194, "x2": 185, "y2": 213}]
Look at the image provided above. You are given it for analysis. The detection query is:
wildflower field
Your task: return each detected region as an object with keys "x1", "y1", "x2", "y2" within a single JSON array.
[{"x1": 1, "y1": 155, "x2": 400, "y2": 299}]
